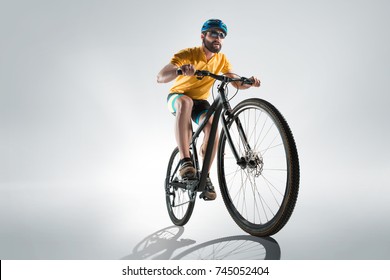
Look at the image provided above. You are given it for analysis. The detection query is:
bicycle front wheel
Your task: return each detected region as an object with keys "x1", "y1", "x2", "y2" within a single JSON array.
[
  {"x1": 165, "y1": 147, "x2": 196, "y2": 226},
  {"x1": 218, "y1": 98, "x2": 299, "y2": 236}
]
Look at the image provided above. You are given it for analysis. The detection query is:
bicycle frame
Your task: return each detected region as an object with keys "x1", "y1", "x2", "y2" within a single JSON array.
[{"x1": 189, "y1": 80, "x2": 250, "y2": 192}]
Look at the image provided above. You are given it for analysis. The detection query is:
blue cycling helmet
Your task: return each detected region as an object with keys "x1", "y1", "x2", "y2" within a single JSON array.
[{"x1": 201, "y1": 19, "x2": 228, "y2": 36}]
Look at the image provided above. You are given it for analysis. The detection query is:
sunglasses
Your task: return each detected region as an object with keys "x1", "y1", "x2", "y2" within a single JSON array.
[{"x1": 207, "y1": 30, "x2": 226, "y2": 39}]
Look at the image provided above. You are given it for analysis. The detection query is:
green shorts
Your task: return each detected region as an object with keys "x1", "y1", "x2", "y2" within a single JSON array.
[{"x1": 167, "y1": 93, "x2": 210, "y2": 124}]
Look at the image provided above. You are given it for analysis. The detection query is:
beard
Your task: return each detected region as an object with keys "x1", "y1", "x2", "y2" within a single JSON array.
[{"x1": 203, "y1": 38, "x2": 222, "y2": 53}]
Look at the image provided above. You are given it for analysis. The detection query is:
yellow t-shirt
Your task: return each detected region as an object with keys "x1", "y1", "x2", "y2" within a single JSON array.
[{"x1": 169, "y1": 46, "x2": 232, "y2": 100}]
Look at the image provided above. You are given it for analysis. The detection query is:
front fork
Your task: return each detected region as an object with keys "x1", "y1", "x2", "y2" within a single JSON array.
[{"x1": 220, "y1": 109, "x2": 252, "y2": 169}]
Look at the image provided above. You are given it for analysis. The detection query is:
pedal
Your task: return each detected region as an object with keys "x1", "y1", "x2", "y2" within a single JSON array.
[{"x1": 199, "y1": 191, "x2": 216, "y2": 201}]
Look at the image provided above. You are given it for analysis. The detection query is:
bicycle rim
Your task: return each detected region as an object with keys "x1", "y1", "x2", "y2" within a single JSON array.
[
  {"x1": 218, "y1": 98, "x2": 299, "y2": 236},
  {"x1": 165, "y1": 147, "x2": 196, "y2": 226}
]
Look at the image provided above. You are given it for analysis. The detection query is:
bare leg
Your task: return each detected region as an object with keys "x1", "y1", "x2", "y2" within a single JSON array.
[{"x1": 174, "y1": 96, "x2": 193, "y2": 159}]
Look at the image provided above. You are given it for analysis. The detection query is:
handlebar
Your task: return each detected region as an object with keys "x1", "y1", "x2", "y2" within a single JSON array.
[{"x1": 177, "y1": 69, "x2": 253, "y2": 85}]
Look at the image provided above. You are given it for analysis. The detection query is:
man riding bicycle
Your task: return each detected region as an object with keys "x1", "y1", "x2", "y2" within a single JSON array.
[{"x1": 157, "y1": 19, "x2": 260, "y2": 200}]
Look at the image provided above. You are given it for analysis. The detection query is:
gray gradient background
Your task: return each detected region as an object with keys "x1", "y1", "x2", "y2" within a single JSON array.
[{"x1": 1, "y1": 0, "x2": 389, "y2": 259}]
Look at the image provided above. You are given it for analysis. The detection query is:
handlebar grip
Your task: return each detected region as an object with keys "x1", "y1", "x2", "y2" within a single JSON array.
[{"x1": 241, "y1": 77, "x2": 254, "y2": 85}]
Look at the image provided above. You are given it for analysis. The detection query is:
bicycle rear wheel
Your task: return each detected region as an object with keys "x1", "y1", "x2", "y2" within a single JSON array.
[
  {"x1": 218, "y1": 98, "x2": 299, "y2": 236},
  {"x1": 165, "y1": 147, "x2": 196, "y2": 226}
]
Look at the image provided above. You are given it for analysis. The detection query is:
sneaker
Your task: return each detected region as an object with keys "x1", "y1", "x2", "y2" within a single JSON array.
[
  {"x1": 200, "y1": 175, "x2": 216, "y2": 200},
  {"x1": 179, "y1": 158, "x2": 196, "y2": 179}
]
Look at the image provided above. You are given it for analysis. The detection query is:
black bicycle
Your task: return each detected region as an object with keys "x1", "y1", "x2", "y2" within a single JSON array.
[{"x1": 165, "y1": 70, "x2": 300, "y2": 237}]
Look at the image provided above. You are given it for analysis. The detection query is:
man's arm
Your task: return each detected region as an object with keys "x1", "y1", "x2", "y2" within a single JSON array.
[
  {"x1": 157, "y1": 63, "x2": 196, "y2": 83},
  {"x1": 225, "y1": 72, "x2": 261, "y2": 89},
  {"x1": 157, "y1": 63, "x2": 179, "y2": 83}
]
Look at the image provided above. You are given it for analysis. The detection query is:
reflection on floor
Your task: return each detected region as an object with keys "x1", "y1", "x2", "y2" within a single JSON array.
[{"x1": 121, "y1": 226, "x2": 280, "y2": 260}]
